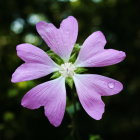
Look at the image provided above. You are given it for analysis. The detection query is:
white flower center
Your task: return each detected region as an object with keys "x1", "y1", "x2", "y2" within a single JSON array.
[{"x1": 59, "y1": 62, "x2": 76, "y2": 77}]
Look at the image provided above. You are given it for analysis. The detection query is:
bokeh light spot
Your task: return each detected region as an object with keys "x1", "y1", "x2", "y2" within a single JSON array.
[
  {"x1": 27, "y1": 13, "x2": 47, "y2": 25},
  {"x1": 10, "y1": 18, "x2": 25, "y2": 34}
]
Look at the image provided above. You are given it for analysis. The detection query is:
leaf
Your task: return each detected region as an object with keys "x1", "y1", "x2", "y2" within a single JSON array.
[
  {"x1": 73, "y1": 44, "x2": 81, "y2": 52},
  {"x1": 66, "y1": 77, "x2": 74, "y2": 89},
  {"x1": 50, "y1": 71, "x2": 61, "y2": 79},
  {"x1": 69, "y1": 53, "x2": 77, "y2": 63},
  {"x1": 69, "y1": 44, "x2": 81, "y2": 63},
  {"x1": 47, "y1": 50, "x2": 64, "y2": 65},
  {"x1": 75, "y1": 67, "x2": 88, "y2": 74}
]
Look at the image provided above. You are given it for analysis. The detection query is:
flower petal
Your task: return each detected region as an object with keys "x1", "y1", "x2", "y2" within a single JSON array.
[
  {"x1": 75, "y1": 31, "x2": 126, "y2": 67},
  {"x1": 12, "y1": 44, "x2": 59, "y2": 83},
  {"x1": 36, "y1": 16, "x2": 78, "y2": 61},
  {"x1": 11, "y1": 63, "x2": 58, "y2": 83},
  {"x1": 21, "y1": 77, "x2": 66, "y2": 127},
  {"x1": 73, "y1": 74, "x2": 123, "y2": 120},
  {"x1": 16, "y1": 43, "x2": 58, "y2": 66},
  {"x1": 74, "y1": 74, "x2": 123, "y2": 96},
  {"x1": 73, "y1": 74, "x2": 105, "y2": 120}
]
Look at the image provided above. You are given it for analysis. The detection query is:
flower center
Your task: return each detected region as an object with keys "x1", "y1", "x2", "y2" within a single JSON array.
[{"x1": 59, "y1": 62, "x2": 76, "y2": 77}]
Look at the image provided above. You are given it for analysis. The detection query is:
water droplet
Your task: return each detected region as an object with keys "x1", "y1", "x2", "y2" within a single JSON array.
[{"x1": 108, "y1": 82, "x2": 115, "y2": 89}]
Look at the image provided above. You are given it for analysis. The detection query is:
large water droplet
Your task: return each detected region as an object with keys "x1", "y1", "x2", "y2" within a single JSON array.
[{"x1": 108, "y1": 82, "x2": 115, "y2": 89}]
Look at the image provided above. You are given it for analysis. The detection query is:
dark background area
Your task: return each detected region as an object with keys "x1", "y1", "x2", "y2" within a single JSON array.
[{"x1": 0, "y1": 0, "x2": 140, "y2": 140}]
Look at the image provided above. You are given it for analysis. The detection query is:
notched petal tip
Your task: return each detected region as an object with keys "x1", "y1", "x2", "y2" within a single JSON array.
[
  {"x1": 36, "y1": 21, "x2": 54, "y2": 35},
  {"x1": 35, "y1": 16, "x2": 78, "y2": 60},
  {"x1": 113, "y1": 50, "x2": 126, "y2": 64},
  {"x1": 20, "y1": 77, "x2": 66, "y2": 127},
  {"x1": 21, "y1": 98, "x2": 38, "y2": 110},
  {"x1": 90, "y1": 101, "x2": 105, "y2": 120},
  {"x1": 21, "y1": 100, "x2": 28, "y2": 109},
  {"x1": 94, "y1": 116, "x2": 102, "y2": 120},
  {"x1": 16, "y1": 43, "x2": 29, "y2": 50},
  {"x1": 62, "y1": 15, "x2": 77, "y2": 21},
  {"x1": 11, "y1": 77, "x2": 16, "y2": 83},
  {"x1": 66, "y1": 16, "x2": 77, "y2": 22},
  {"x1": 93, "y1": 113, "x2": 104, "y2": 120},
  {"x1": 120, "y1": 51, "x2": 126, "y2": 60},
  {"x1": 52, "y1": 123, "x2": 61, "y2": 127},
  {"x1": 21, "y1": 100, "x2": 25, "y2": 107},
  {"x1": 94, "y1": 30, "x2": 107, "y2": 43},
  {"x1": 115, "y1": 79, "x2": 123, "y2": 93},
  {"x1": 45, "y1": 112, "x2": 62, "y2": 127},
  {"x1": 36, "y1": 21, "x2": 47, "y2": 27},
  {"x1": 11, "y1": 72, "x2": 19, "y2": 83},
  {"x1": 67, "y1": 15, "x2": 76, "y2": 19},
  {"x1": 84, "y1": 101, "x2": 105, "y2": 121}
]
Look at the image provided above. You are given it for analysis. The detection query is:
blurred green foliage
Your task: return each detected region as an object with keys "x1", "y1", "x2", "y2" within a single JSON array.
[{"x1": 0, "y1": 0, "x2": 140, "y2": 140}]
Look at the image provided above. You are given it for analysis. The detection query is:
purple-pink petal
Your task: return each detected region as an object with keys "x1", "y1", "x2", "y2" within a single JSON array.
[
  {"x1": 77, "y1": 49, "x2": 126, "y2": 67},
  {"x1": 16, "y1": 43, "x2": 58, "y2": 66},
  {"x1": 75, "y1": 31, "x2": 126, "y2": 67},
  {"x1": 11, "y1": 44, "x2": 59, "y2": 83},
  {"x1": 36, "y1": 16, "x2": 78, "y2": 61},
  {"x1": 73, "y1": 74, "x2": 123, "y2": 120},
  {"x1": 11, "y1": 63, "x2": 57, "y2": 83},
  {"x1": 73, "y1": 74, "x2": 105, "y2": 120},
  {"x1": 74, "y1": 74, "x2": 123, "y2": 96},
  {"x1": 21, "y1": 77, "x2": 66, "y2": 127}
]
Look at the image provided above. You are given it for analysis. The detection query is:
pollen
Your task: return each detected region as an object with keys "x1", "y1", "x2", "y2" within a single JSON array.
[{"x1": 59, "y1": 62, "x2": 76, "y2": 77}]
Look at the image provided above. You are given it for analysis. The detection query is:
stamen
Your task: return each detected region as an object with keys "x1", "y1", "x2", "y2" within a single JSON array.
[{"x1": 59, "y1": 62, "x2": 76, "y2": 77}]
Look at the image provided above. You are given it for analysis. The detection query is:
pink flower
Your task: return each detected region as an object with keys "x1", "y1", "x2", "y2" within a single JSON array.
[{"x1": 11, "y1": 16, "x2": 126, "y2": 127}]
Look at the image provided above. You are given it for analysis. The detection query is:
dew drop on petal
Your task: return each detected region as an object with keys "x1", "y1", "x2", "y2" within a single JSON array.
[{"x1": 108, "y1": 82, "x2": 115, "y2": 89}]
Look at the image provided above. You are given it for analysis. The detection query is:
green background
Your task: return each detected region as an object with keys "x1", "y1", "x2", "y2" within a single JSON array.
[{"x1": 0, "y1": 0, "x2": 139, "y2": 140}]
